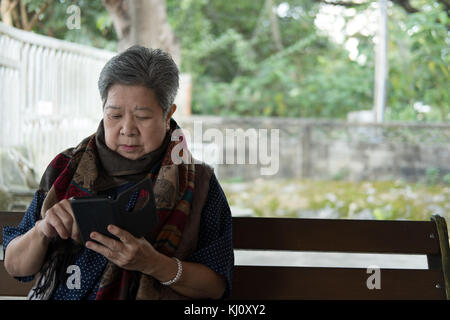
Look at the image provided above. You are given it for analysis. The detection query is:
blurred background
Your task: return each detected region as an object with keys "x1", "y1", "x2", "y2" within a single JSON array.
[{"x1": 0, "y1": 0, "x2": 448, "y2": 230}]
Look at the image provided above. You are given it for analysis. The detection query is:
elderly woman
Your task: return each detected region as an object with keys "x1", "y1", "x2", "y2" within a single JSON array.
[{"x1": 3, "y1": 46, "x2": 234, "y2": 300}]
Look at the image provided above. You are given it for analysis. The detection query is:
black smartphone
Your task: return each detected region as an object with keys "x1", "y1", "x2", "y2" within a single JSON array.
[{"x1": 70, "y1": 178, "x2": 159, "y2": 245}]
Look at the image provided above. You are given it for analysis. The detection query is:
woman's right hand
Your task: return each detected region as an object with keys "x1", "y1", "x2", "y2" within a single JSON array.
[{"x1": 35, "y1": 199, "x2": 81, "y2": 244}]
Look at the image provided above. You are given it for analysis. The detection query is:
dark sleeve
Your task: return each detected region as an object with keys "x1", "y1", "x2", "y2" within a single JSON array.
[
  {"x1": 186, "y1": 173, "x2": 234, "y2": 299},
  {"x1": 2, "y1": 190, "x2": 46, "y2": 282}
]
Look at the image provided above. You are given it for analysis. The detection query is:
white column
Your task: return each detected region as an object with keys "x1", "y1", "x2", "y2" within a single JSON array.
[{"x1": 373, "y1": 0, "x2": 388, "y2": 123}]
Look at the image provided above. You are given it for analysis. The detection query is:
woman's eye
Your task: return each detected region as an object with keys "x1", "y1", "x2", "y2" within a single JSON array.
[
  {"x1": 137, "y1": 116, "x2": 151, "y2": 120},
  {"x1": 109, "y1": 114, "x2": 122, "y2": 119}
]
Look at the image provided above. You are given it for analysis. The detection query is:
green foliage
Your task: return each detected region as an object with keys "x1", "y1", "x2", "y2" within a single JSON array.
[
  {"x1": 167, "y1": 0, "x2": 376, "y2": 118},
  {"x1": 166, "y1": 0, "x2": 448, "y2": 121},
  {"x1": 425, "y1": 167, "x2": 440, "y2": 185},
  {"x1": 386, "y1": 1, "x2": 449, "y2": 122},
  {"x1": 22, "y1": 0, "x2": 48, "y2": 12},
  {"x1": 12, "y1": 0, "x2": 449, "y2": 121},
  {"x1": 443, "y1": 174, "x2": 450, "y2": 186},
  {"x1": 14, "y1": 0, "x2": 117, "y2": 51},
  {"x1": 332, "y1": 168, "x2": 350, "y2": 181}
]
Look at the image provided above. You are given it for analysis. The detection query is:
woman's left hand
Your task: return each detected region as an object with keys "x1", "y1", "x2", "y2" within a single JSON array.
[{"x1": 85, "y1": 224, "x2": 160, "y2": 275}]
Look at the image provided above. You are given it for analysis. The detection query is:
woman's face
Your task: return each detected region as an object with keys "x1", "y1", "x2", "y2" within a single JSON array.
[{"x1": 103, "y1": 84, "x2": 176, "y2": 160}]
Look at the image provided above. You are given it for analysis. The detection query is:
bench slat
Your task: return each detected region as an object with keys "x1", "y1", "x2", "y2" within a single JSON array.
[
  {"x1": 233, "y1": 217, "x2": 440, "y2": 254},
  {"x1": 231, "y1": 266, "x2": 446, "y2": 300},
  {"x1": 1, "y1": 213, "x2": 441, "y2": 255},
  {"x1": 0, "y1": 263, "x2": 33, "y2": 297}
]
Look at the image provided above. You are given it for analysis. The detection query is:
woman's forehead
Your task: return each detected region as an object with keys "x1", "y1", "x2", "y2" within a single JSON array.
[
  {"x1": 105, "y1": 105, "x2": 154, "y2": 112},
  {"x1": 105, "y1": 84, "x2": 161, "y2": 111}
]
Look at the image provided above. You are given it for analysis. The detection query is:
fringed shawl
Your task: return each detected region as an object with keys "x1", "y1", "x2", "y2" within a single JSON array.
[{"x1": 28, "y1": 118, "x2": 206, "y2": 300}]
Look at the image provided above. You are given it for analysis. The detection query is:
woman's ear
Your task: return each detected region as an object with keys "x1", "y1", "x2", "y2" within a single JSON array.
[{"x1": 166, "y1": 104, "x2": 177, "y2": 129}]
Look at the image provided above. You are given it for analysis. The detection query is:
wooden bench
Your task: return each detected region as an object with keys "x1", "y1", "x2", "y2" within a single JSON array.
[{"x1": 1, "y1": 211, "x2": 449, "y2": 299}]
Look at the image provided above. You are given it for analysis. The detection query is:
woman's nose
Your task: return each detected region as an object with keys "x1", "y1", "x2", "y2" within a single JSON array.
[{"x1": 120, "y1": 115, "x2": 138, "y2": 136}]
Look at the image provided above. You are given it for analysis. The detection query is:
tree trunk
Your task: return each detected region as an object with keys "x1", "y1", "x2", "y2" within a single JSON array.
[
  {"x1": 102, "y1": 0, "x2": 181, "y2": 67},
  {"x1": 1, "y1": 0, "x2": 16, "y2": 26},
  {"x1": 267, "y1": 0, "x2": 283, "y2": 52},
  {"x1": 1, "y1": 0, "x2": 52, "y2": 31}
]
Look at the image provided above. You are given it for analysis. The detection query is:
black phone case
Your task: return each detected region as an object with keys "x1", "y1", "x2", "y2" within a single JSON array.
[{"x1": 70, "y1": 178, "x2": 159, "y2": 245}]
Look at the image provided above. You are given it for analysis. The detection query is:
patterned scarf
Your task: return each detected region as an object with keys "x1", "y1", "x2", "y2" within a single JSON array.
[{"x1": 30, "y1": 118, "x2": 195, "y2": 299}]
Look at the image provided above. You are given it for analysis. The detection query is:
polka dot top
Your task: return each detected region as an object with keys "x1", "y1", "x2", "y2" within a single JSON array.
[{"x1": 2, "y1": 173, "x2": 234, "y2": 299}]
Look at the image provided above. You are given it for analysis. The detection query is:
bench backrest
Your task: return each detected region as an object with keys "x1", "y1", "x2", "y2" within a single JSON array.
[
  {"x1": 1, "y1": 211, "x2": 449, "y2": 299},
  {"x1": 231, "y1": 216, "x2": 450, "y2": 299}
]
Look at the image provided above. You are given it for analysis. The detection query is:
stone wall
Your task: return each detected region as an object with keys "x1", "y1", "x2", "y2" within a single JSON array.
[{"x1": 177, "y1": 116, "x2": 450, "y2": 182}]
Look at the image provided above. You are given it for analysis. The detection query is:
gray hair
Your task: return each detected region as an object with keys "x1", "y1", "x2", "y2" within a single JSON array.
[{"x1": 98, "y1": 45, "x2": 179, "y2": 118}]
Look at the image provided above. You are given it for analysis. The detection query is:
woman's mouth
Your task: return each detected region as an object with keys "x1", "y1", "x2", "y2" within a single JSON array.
[{"x1": 120, "y1": 145, "x2": 139, "y2": 152}]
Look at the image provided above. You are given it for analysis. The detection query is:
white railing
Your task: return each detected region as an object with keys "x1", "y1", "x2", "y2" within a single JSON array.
[
  {"x1": 0, "y1": 22, "x2": 114, "y2": 177},
  {"x1": 0, "y1": 23, "x2": 192, "y2": 179}
]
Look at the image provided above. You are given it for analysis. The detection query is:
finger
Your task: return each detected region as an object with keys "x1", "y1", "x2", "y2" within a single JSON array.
[
  {"x1": 71, "y1": 226, "x2": 81, "y2": 243},
  {"x1": 59, "y1": 199, "x2": 82, "y2": 242},
  {"x1": 53, "y1": 203, "x2": 74, "y2": 236},
  {"x1": 46, "y1": 210, "x2": 70, "y2": 239},
  {"x1": 85, "y1": 240, "x2": 116, "y2": 260},
  {"x1": 72, "y1": 231, "x2": 82, "y2": 244},
  {"x1": 107, "y1": 225, "x2": 134, "y2": 245},
  {"x1": 60, "y1": 199, "x2": 80, "y2": 241},
  {"x1": 90, "y1": 231, "x2": 122, "y2": 252},
  {"x1": 60, "y1": 199, "x2": 76, "y2": 218}
]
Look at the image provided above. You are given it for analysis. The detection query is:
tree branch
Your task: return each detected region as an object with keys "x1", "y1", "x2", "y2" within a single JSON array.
[
  {"x1": 313, "y1": 0, "x2": 368, "y2": 8},
  {"x1": 20, "y1": 0, "x2": 28, "y2": 30},
  {"x1": 101, "y1": 0, "x2": 131, "y2": 40},
  {"x1": 1, "y1": 0, "x2": 19, "y2": 26},
  {"x1": 250, "y1": 1, "x2": 268, "y2": 42},
  {"x1": 391, "y1": 0, "x2": 419, "y2": 14},
  {"x1": 313, "y1": 0, "x2": 420, "y2": 14},
  {"x1": 26, "y1": 0, "x2": 53, "y2": 31},
  {"x1": 11, "y1": 0, "x2": 21, "y2": 28},
  {"x1": 8, "y1": 0, "x2": 18, "y2": 11},
  {"x1": 268, "y1": 0, "x2": 284, "y2": 52}
]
